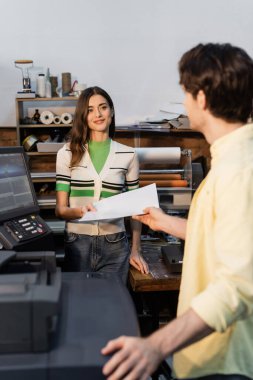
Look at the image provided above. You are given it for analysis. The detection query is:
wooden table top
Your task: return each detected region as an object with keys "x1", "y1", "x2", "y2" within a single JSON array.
[{"x1": 129, "y1": 242, "x2": 181, "y2": 292}]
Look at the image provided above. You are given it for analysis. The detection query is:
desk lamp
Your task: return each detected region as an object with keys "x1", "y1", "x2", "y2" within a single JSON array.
[{"x1": 14, "y1": 59, "x2": 33, "y2": 93}]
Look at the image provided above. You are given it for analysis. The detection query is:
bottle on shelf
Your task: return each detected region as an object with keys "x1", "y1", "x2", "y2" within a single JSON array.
[
  {"x1": 45, "y1": 68, "x2": 52, "y2": 98},
  {"x1": 36, "y1": 74, "x2": 46, "y2": 98},
  {"x1": 32, "y1": 109, "x2": 41, "y2": 124}
]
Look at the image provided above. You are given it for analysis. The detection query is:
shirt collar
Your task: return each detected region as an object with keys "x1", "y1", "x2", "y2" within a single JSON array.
[{"x1": 210, "y1": 123, "x2": 253, "y2": 164}]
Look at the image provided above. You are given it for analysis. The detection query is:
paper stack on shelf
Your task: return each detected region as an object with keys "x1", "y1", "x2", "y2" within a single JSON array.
[
  {"x1": 169, "y1": 116, "x2": 190, "y2": 129},
  {"x1": 158, "y1": 103, "x2": 191, "y2": 130},
  {"x1": 138, "y1": 119, "x2": 171, "y2": 129}
]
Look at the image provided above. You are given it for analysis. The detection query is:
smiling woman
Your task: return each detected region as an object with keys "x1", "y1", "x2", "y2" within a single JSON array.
[{"x1": 55, "y1": 86, "x2": 149, "y2": 282}]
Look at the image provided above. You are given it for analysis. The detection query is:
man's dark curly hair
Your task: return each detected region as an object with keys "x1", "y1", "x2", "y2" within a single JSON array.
[{"x1": 179, "y1": 43, "x2": 253, "y2": 123}]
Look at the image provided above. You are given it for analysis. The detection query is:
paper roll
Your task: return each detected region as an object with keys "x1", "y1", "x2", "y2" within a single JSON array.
[
  {"x1": 60, "y1": 112, "x2": 73, "y2": 125},
  {"x1": 40, "y1": 110, "x2": 54, "y2": 125},
  {"x1": 136, "y1": 147, "x2": 181, "y2": 164},
  {"x1": 54, "y1": 115, "x2": 61, "y2": 124},
  {"x1": 140, "y1": 173, "x2": 182, "y2": 180}
]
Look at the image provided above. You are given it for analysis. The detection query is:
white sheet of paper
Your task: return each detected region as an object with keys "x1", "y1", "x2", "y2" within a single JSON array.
[{"x1": 77, "y1": 183, "x2": 159, "y2": 222}]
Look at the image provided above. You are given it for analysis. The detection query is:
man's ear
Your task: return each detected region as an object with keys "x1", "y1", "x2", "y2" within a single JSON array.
[{"x1": 197, "y1": 90, "x2": 207, "y2": 110}]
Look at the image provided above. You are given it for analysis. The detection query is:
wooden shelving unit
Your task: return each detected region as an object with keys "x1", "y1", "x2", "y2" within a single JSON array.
[{"x1": 16, "y1": 96, "x2": 78, "y2": 211}]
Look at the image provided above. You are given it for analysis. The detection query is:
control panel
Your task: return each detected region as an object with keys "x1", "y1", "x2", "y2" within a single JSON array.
[
  {"x1": 0, "y1": 214, "x2": 53, "y2": 251},
  {"x1": 4, "y1": 215, "x2": 46, "y2": 242}
]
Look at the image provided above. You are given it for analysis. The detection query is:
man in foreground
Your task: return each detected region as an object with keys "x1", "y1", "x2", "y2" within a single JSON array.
[{"x1": 101, "y1": 43, "x2": 253, "y2": 380}]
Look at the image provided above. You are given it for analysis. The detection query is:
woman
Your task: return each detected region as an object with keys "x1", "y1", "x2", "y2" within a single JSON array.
[{"x1": 56, "y1": 86, "x2": 148, "y2": 283}]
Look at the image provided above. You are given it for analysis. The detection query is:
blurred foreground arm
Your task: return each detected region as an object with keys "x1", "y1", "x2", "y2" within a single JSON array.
[{"x1": 102, "y1": 308, "x2": 213, "y2": 380}]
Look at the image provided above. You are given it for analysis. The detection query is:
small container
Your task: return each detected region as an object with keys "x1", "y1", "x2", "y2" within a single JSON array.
[
  {"x1": 50, "y1": 76, "x2": 58, "y2": 97},
  {"x1": 32, "y1": 109, "x2": 40, "y2": 124},
  {"x1": 45, "y1": 68, "x2": 52, "y2": 98},
  {"x1": 45, "y1": 79, "x2": 52, "y2": 98},
  {"x1": 62, "y1": 72, "x2": 71, "y2": 96},
  {"x1": 36, "y1": 74, "x2": 46, "y2": 97}
]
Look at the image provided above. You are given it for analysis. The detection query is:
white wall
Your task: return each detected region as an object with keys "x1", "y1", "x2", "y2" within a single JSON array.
[{"x1": 1, "y1": 0, "x2": 253, "y2": 126}]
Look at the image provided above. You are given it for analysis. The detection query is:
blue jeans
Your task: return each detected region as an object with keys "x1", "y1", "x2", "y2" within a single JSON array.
[{"x1": 64, "y1": 231, "x2": 130, "y2": 284}]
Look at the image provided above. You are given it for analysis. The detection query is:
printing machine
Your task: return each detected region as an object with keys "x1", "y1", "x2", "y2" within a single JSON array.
[
  {"x1": 137, "y1": 146, "x2": 203, "y2": 213},
  {"x1": 136, "y1": 147, "x2": 204, "y2": 272},
  {"x1": 0, "y1": 146, "x2": 140, "y2": 379}
]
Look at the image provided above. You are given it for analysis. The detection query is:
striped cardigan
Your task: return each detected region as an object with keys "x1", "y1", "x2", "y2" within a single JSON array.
[{"x1": 56, "y1": 140, "x2": 139, "y2": 235}]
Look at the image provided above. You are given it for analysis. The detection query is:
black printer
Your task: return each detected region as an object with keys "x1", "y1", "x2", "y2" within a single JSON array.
[{"x1": 0, "y1": 147, "x2": 139, "y2": 379}]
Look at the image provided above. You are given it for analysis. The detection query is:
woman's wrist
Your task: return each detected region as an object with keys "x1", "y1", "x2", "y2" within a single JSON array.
[{"x1": 78, "y1": 207, "x2": 84, "y2": 218}]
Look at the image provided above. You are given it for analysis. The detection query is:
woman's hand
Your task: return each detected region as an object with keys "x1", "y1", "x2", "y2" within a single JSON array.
[
  {"x1": 56, "y1": 191, "x2": 96, "y2": 220},
  {"x1": 130, "y1": 248, "x2": 149, "y2": 274},
  {"x1": 79, "y1": 203, "x2": 96, "y2": 217}
]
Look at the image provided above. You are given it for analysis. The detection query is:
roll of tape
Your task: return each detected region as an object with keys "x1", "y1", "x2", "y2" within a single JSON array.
[
  {"x1": 22, "y1": 135, "x2": 39, "y2": 152},
  {"x1": 54, "y1": 115, "x2": 61, "y2": 124},
  {"x1": 61, "y1": 112, "x2": 73, "y2": 125},
  {"x1": 40, "y1": 110, "x2": 54, "y2": 125}
]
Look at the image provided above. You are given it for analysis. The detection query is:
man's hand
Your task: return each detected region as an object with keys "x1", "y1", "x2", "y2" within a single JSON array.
[
  {"x1": 133, "y1": 207, "x2": 165, "y2": 232},
  {"x1": 101, "y1": 335, "x2": 162, "y2": 380},
  {"x1": 133, "y1": 207, "x2": 187, "y2": 240}
]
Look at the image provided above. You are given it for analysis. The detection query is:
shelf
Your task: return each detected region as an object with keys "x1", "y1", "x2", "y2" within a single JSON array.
[
  {"x1": 31, "y1": 173, "x2": 56, "y2": 182},
  {"x1": 0, "y1": 125, "x2": 17, "y2": 129},
  {"x1": 31, "y1": 172, "x2": 56, "y2": 179},
  {"x1": 115, "y1": 127, "x2": 195, "y2": 133},
  {"x1": 33, "y1": 179, "x2": 56, "y2": 183},
  {"x1": 19, "y1": 124, "x2": 72, "y2": 128},
  {"x1": 27, "y1": 152, "x2": 58, "y2": 156},
  {"x1": 16, "y1": 96, "x2": 78, "y2": 102},
  {"x1": 16, "y1": 97, "x2": 77, "y2": 146},
  {"x1": 37, "y1": 195, "x2": 56, "y2": 207}
]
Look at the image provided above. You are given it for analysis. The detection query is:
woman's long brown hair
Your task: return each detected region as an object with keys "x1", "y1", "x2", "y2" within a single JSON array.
[{"x1": 69, "y1": 86, "x2": 115, "y2": 166}]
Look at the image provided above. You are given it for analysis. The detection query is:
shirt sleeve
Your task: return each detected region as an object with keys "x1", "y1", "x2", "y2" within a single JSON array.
[
  {"x1": 125, "y1": 149, "x2": 139, "y2": 191},
  {"x1": 55, "y1": 145, "x2": 71, "y2": 193},
  {"x1": 191, "y1": 169, "x2": 253, "y2": 332}
]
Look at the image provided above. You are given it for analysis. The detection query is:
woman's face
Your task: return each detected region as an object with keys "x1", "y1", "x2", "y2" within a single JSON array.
[{"x1": 86, "y1": 94, "x2": 113, "y2": 140}]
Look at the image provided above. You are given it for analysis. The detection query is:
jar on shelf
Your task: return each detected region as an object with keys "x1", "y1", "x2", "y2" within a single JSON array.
[{"x1": 36, "y1": 74, "x2": 46, "y2": 97}]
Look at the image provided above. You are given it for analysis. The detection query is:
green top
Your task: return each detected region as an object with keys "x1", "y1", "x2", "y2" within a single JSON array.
[{"x1": 88, "y1": 139, "x2": 111, "y2": 174}]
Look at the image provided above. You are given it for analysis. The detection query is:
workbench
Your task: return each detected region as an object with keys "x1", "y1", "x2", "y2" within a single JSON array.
[{"x1": 128, "y1": 242, "x2": 181, "y2": 333}]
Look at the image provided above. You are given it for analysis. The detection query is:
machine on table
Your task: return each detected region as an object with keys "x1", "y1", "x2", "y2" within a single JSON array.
[
  {"x1": 0, "y1": 146, "x2": 140, "y2": 379},
  {"x1": 0, "y1": 146, "x2": 53, "y2": 252},
  {"x1": 137, "y1": 146, "x2": 202, "y2": 213},
  {"x1": 136, "y1": 147, "x2": 203, "y2": 272}
]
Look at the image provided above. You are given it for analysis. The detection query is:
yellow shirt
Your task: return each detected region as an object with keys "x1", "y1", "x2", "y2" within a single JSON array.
[{"x1": 174, "y1": 123, "x2": 253, "y2": 379}]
